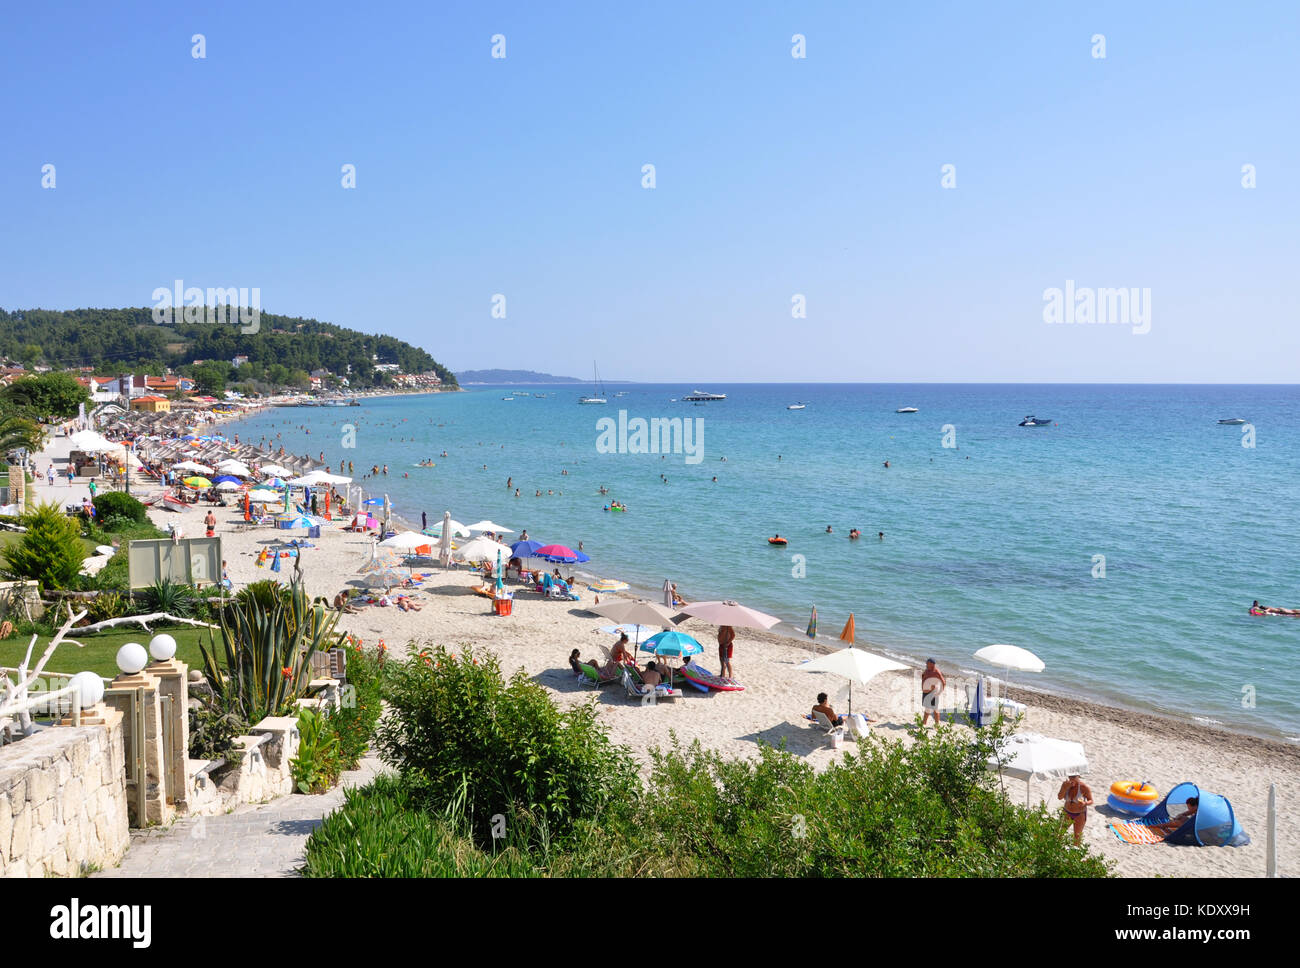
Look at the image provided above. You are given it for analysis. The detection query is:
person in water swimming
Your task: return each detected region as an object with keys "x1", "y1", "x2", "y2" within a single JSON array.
[
  {"x1": 826, "y1": 525, "x2": 833, "y2": 533},
  {"x1": 849, "y1": 529, "x2": 860, "y2": 539}
]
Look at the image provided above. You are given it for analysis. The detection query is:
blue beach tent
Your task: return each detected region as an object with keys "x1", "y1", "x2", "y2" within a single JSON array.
[{"x1": 1141, "y1": 782, "x2": 1250, "y2": 846}]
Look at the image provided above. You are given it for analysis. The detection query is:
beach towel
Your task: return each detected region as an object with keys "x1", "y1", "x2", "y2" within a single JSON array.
[{"x1": 1108, "y1": 820, "x2": 1171, "y2": 845}]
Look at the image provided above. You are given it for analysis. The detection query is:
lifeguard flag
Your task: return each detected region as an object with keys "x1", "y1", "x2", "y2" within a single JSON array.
[{"x1": 839, "y1": 613, "x2": 855, "y2": 646}]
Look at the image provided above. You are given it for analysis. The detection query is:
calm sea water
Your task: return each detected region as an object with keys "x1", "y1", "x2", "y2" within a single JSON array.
[{"x1": 230, "y1": 384, "x2": 1300, "y2": 740}]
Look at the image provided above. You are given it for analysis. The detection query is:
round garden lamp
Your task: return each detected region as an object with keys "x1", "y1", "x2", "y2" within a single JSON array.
[
  {"x1": 149, "y1": 633, "x2": 177, "y2": 662},
  {"x1": 116, "y1": 642, "x2": 148, "y2": 676}
]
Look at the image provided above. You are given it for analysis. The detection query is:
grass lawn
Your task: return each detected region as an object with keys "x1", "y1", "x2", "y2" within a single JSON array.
[{"x1": 0, "y1": 625, "x2": 213, "y2": 680}]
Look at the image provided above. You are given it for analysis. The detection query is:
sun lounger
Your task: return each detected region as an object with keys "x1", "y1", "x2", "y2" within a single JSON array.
[{"x1": 622, "y1": 668, "x2": 681, "y2": 702}]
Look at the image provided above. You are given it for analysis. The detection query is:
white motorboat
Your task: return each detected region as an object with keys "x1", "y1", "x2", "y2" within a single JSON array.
[
  {"x1": 895, "y1": 407, "x2": 919, "y2": 413},
  {"x1": 1217, "y1": 418, "x2": 1247, "y2": 425},
  {"x1": 683, "y1": 390, "x2": 726, "y2": 402},
  {"x1": 787, "y1": 403, "x2": 806, "y2": 410}
]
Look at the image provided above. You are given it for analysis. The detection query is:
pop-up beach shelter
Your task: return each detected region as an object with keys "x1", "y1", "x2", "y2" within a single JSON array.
[{"x1": 1137, "y1": 782, "x2": 1250, "y2": 846}]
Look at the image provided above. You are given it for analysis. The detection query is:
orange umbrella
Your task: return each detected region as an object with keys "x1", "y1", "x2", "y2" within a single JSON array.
[{"x1": 839, "y1": 613, "x2": 855, "y2": 646}]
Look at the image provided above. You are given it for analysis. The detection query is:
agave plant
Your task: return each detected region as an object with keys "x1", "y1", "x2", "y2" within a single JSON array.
[{"x1": 200, "y1": 578, "x2": 343, "y2": 723}]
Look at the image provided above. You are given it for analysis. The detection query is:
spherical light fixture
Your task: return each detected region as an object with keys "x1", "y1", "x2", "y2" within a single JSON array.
[
  {"x1": 116, "y1": 642, "x2": 148, "y2": 675},
  {"x1": 148, "y1": 633, "x2": 177, "y2": 662},
  {"x1": 69, "y1": 670, "x2": 105, "y2": 708}
]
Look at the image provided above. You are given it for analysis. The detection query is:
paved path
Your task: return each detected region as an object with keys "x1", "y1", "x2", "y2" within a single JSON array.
[{"x1": 95, "y1": 756, "x2": 385, "y2": 878}]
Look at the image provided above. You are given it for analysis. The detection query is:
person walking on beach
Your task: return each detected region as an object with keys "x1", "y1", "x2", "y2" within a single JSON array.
[
  {"x1": 204, "y1": 509, "x2": 216, "y2": 538},
  {"x1": 1057, "y1": 772, "x2": 1094, "y2": 846},
  {"x1": 921, "y1": 658, "x2": 945, "y2": 726},
  {"x1": 46, "y1": 465, "x2": 54, "y2": 487},
  {"x1": 718, "y1": 625, "x2": 736, "y2": 680}
]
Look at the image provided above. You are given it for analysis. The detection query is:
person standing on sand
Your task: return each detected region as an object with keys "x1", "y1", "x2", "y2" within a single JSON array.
[
  {"x1": 717, "y1": 625, "x2": 736, "y2": 680},
  {"x1": 204, "y1": 510, "x2": 216, "y2": 538},
  {"x1": 1057, "y1": 772, "x2": 1093, "y2": 846},
  {"x1": 921, "y1": 658, "x2": 945, "y2": 726}
]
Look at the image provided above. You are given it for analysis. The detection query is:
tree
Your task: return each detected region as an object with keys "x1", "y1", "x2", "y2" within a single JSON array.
[
  {"x1": 2, "y1": 502, "x2": 87, "y2": 589},
  {"x1": 191, "y1": 362, "x2": 228, "y2": 395},
  {"x1": 0, "y1": 411, "x2": 45, "y2": 457},
  {"x1": 0, "y1": 373, "x2": 89, "y2": 420}
]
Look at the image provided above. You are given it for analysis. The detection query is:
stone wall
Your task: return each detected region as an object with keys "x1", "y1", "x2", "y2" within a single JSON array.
[{"x1": 0, "y1": 710, "x2": 130, "y2": 878}]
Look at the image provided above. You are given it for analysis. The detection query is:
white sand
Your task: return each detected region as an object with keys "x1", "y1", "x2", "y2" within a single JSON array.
[{"x1": 33, "y1": 434, "x2": 1298, "y2": 878}]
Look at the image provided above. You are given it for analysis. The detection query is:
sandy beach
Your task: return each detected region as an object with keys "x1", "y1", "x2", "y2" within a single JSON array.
[{"x1": 32, "y1": 434, "x2": 1298, "y2": 879}]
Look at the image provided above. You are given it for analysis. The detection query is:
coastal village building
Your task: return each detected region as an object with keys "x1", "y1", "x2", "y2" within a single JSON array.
[{"x1": 131, "y1": 395, "x2": 171, "y2": 413}]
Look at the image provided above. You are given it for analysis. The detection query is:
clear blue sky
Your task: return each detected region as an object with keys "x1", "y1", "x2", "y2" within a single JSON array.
[{"x1": 2, "y1": 1, "x2": 1296, "y2": 382}]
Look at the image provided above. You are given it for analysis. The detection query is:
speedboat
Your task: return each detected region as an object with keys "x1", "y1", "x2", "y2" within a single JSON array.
[
  {"x1": 1018, "y1": 416, "x2": 1052, "y2": 427},
  {"x1": 895, "y1": 407, "x2": 919, "y2": 413},
  {"x1": 787, "y1": 403, "x2": 806, "y2": 410},
  {"x1": 1217, "y1": 418, "x2": 1247, "y2": 425}
]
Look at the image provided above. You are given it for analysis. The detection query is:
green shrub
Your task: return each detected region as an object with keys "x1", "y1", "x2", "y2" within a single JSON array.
[
  {"x1": 84, "y1": 591, "x2": 126, "y2": 623},
  {"x1": 291, "y1": 708, "x2": 342, "y2": 794},
  {"x1": 375, "y1": 646, "x2": 639, "y2": 850},
  {"x1": 188, "y1": 702, "x2": 247, "y2": 762},
  {"x1": 2, "y1": 502, "x2": 86, "y2": 589},
  {"x1": 329, "y1": 639, "x2": 387, "y2": 770},
  {"x1": 92, "y1": 492, "x2": 147, "y2": 524},
  {"x1": 146, "y1": 578, "x2": 196, "y2": 616},
  {"x1": 302, "y1": 773, "x2": 543, "y2": 877}
]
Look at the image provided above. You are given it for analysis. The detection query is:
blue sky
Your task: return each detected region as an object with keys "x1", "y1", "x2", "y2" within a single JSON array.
[{"x1": 2, "y1": 1, "x2": 1296, "y2": 382}]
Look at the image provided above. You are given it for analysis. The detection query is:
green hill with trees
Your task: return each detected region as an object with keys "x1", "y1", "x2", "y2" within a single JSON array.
[{"x1": 0, "y1": 307, "x2": 457, "y2": 390}]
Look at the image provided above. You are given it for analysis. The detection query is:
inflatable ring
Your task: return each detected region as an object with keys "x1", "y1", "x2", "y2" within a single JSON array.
[
  {"x1": 1110, "y1": 780, "x2": 1159, "y2": 802},
  {"x1": 768, "y1": 537, "x2": 787, "y2": 545}
]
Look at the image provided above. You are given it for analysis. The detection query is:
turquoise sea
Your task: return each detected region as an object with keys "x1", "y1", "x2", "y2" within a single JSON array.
[{"x1": 230, "y1": 384, "x2": 1300, "y2": 741}]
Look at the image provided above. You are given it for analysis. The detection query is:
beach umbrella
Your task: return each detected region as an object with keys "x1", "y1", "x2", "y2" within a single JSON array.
[
  {"x1": 260, "y1": 463, "x2": 292, "y2": 477},
  {"x1": 679, "y1": 600, "x2": 782, "y2": 631},
  {"x1": 588, "y1": 599, "x2": 679, "y2": 647},
  {"x1": 288, "y1": 470, "x2": 351, "y2": 486},
  {"x1": 639, "y1": 629, "x2": 704, "y2": 657},
  {"x1": 212, "y1": 474, "x2": 242, "y2": 484},
  {"x1": 806, "y1": 605, "x2": 818, "y2": 638},
  {"x1": 466, "y1": 520, "x2": 514, "y2": 534},
  {"x1": 183, "y1": 476, "x2": 212, "y2": 488},
  {"x1": 591, "y1": 578, "x2": 629, "y2": 592},
  {"x1": 974, "y1": 643, "x2": 1044, "y2": 693},
  {"x1": 510, "y1": 539, "x2": 545, "y2": 559},
  {"x1": 662, "y1": 579, "x2": 673, "y2": 607},
  {"x1": 271, "y1": 552, "x2": 282, "y2": 572},
  {"x1": 172, "y1": 460, "x2": 213, "y2": 473},
  {"x1": 277, "y1": 512, "x2": 318, "y2": 529},
  {"x1": 378, "y1": 531, "x2": 431, "y2": 552},
  {"x1": 214, "y1": 481, "x2": 242, "y2": 491},
  {"x1": 425, "y1": 518, "x2": 471, "y2": 538},
  {"x1": 495, "y1": 551, "x2": 504, "y2": 595},
  {"x1": 988, "y1": 733, "x2": 1088, "y2": 806},
  {"x1": 215, "y1": 461, "x2": 251, "y2": 477},
  {"x1": 247, "y1": 488, "x2": 281, "y2": 503},
  {"x1": 69, "y1": 430, "x2": 116, "y2": 452},
  {"x1": 801, "y1": 646, "x2": 909, "y2": 715},
  {"x1": 358, "y1": 561, "x2": 407, "y2": 591},
  {"x1": 437, "y1": 511, "x2": 453, "y2": 566},
  {"x1": 534, "y1": 543, "x2": 582, "y2": 563},
  {"x1": 455, "y1": 536, "x2": 514, "y2": 563}
]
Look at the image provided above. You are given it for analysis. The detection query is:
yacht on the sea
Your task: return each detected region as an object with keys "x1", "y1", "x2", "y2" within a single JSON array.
[
  {"x1": 787, "y1": 402, "x2": 806, "y2": 410},
  {"x1": 579, "y1": 362, "x2": 607, "y2": 404},
  {"x1": 1019, "y1": 415, "x2": 1052, "y2": 426},
  {"x1": 682, "y1": 390, "x2": 726, "y2": 402},
  {"x1": 895, "y1": 407, "x2": 919, "y2": 413},
  {"x1": 1217, "y1": 417, "x2": 1247, "y2": 425}
]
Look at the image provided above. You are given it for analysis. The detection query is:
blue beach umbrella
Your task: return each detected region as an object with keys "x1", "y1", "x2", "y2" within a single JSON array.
[
  {"x1": 639, "y1": 629, "x2": 704, "y2": 657},
  {"x1": 212, "y1": 474, "x2": 242, "y2": 484},
  {"x1": 511, "y1": 539, "x2": 545, "y2": 559}
]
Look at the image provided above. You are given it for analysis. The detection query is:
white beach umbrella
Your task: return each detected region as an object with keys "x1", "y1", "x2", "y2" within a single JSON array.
[
  {"x1": 247, "y1": 488, "x2": 282, "y2": 503},
  {"x1": 455, "y1": 536, "x2": 514, "y2": 563},
  {"x1": 437, "y1": 510, "x2": 453, "y2": 566},
  {"x1": 69, "y1": 429, "x2": 116, "y2": 452},
  {"x1": 260, "y1": 463, "x2": 293, "y2": 477},
  {"x1": 425, "y1": 518, "x2": 472, "y2": 538},
  {"x1": 801, "y1": 647, "x2": 909, "y2": 715},
  {"x1": 214, "y1": 481, "x2": 242, "y2": 491},
  {"x1": 988, "y1": 733, "x2": 1088, "y2": 806},
  {"x1": 288, "y1": 470, "x2": 351, "y2": 486},
  {"x1": 974, "y1": 643, "x2": 1044, "y2": 694},
  {"x1": 679, "y1": 600, "x2": 782, "y2": 630},
  {"x1": 378, "y1": 531, "x2": 433, "y2": 552},
  {"x1": 465, "y1": 520, "x2": 515, "y2": 534},
  {"x1": 172, "y1": 459, "x2": 214, "y2": 473}
]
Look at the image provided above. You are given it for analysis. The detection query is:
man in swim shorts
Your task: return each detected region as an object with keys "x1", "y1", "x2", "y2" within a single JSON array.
[
  {"x1": 921, "y1": 658, "x2": 945, "y2": 726},
  {"x1": 718, "y1": 625, "x2": 736, "y2": 680}
]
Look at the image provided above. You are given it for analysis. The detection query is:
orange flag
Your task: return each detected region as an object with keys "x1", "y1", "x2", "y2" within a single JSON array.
[{"x1": 839, "y1": 613, "x2": 855, "y2": 646}]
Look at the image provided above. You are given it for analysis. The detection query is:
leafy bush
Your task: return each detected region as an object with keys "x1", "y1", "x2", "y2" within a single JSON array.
[
  {"x1": 145, "y1": 579, "x2": 196, "y2": 616},
  {"x1": 374, "y1": 646, "x2": 639, "y2": 850},
  {"x1": 302, "y1": 773, "x2": 543, "y2": 877},
  {"x1": 84, "y1": 591, "x2": 126, "y2": 623},
  {"x1": 92, "y1": 491, "x2": 147, "y2": 524},
  {"x1": 329, "y1": 639, "x2": 387, "y2": 770},
  {"x1": 291, "y1": 708, "x2": 341, "y2": 794},
  {"x1": 188, "y1": 702, "x2": 247, "y2": 762},
  {"x1": 200, "y1": 578, "x2": 343, "y2": 724},
  {"x1": 2, "y1": 502, "x2": 86, "y2": 589}
]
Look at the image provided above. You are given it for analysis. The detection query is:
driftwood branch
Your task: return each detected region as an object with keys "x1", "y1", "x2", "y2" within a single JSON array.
[{"x1": 75, "y1": 612, "x2": 218, "y2": 634}]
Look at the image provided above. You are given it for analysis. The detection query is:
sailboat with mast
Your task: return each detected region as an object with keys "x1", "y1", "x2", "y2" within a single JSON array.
[{"x1": 579, "y1": 361, "x2": 608, "y2": 404}]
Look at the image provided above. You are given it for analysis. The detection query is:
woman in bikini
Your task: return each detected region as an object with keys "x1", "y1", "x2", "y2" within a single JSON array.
[{"x1": 1057, "y1": 772, "x2": 1094, "y2": 845}]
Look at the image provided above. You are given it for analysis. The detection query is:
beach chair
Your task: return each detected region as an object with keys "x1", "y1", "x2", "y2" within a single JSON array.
[
  {"x1": 622, "y1": 669, "x2": 680, "y2": 702},
  {"x1": 809, "y1": 710, "x2": 840, "y2": 732}
]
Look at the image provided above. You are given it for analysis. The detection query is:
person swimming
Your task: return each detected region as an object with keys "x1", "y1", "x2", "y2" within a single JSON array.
[{"x1": 826, "y1": 525, "x2": 833, "y2": 533}]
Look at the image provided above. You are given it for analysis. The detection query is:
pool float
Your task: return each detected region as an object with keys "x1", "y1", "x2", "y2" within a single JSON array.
[
  {"x1": 604, "y1": 505, "x2": 628, "y2": 512},
  {"x1": 768, "y1": 537, "x2": 787, "y2": 545},
  {"x1": 680, "y1": 663, "x2": 745, "y2": 692},
  {"x1": 1250, "y1": 607, "x2": 1300, "y2": 617},
  {"x1": 1107, "y1": 780, "x2": 1160, "y2": 815}
]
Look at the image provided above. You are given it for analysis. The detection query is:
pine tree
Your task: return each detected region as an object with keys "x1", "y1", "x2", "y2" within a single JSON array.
[{"x1": 2, "y1": 502, "x2": 87, "y2": 589}]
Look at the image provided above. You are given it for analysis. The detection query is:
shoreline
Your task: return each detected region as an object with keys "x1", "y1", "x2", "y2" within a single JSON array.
[{"x1": 225, "y1": 394, "x2": 1295, "y2": 749}]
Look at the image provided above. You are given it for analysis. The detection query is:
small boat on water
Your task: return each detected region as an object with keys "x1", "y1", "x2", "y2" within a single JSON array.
[
  {"x1": 683, "y1": 390, "x2": 726, "y2": 402},
  {"x1": 579, "y1": 362, "x2": 608, "y2": 404},
  {"x1": 501, "y1": 397, "x2": 514, "y2": 401},
  {"x1": 768, "y1": 535, "x2": 787, "y2": 545},
  {"x1": 1019, "y1": 415, "x2": 1052, "y2": 427},
  {"x1": 1217, "y1": 418, "x2": 1247, "y2": 425},
  {"x1": 896, "y1": 407, "x2": 919, "y2": 413},
  {"x1": 787, "y1": 403, "x2": 806, "y2": 410}
]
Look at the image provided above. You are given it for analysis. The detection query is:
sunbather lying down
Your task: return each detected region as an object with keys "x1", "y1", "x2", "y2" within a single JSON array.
[{"x1": 333, "y1": 591, "x2": 360, "y2": 613}]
